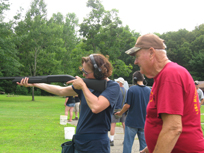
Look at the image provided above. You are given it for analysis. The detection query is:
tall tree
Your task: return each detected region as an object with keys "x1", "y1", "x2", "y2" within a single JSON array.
[
  {"x1": 62, "y1": 13, "x2": 80, "y2": 75},
  {"x1": 161, "y1": 29, "x2": 190, "y2": 68},
  {"x1": 79, "y1": 0, "x2": 133, "y2": 80},
  {"x1": 0, "y1": 0, "x2": 21, "y2": 77},
  {"x1": 189, "y1": 52, "x2": 204, "y2": 81},
  {"x1": 15, "y1": 0, "x2": 64, "y2": 100},
  {"x1": 0, "y1": 0, "x2": 22, "y2": 93},
  {"x1": 189, "y1": 34, "x2": 204, "y2": 80},
  {"x1": 70, "y1": 42, "x2": 93, "y2": 76},
  {"x1": 48, "y1": 12, "x2": 80, "y2": 76},
  {"x1": 79, "y1": 0, "x2": 105, "y2": 52}
]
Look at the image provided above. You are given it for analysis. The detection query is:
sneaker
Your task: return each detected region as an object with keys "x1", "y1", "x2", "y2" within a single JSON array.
[
  {"x1": 110, "y1": 140, "x2": 114, "y2": 146},
  {"x1": 74, "y1": 117, "x2": 78, "y2": 120}
]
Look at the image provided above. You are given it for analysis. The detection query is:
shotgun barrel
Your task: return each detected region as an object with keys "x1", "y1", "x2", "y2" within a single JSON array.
[{"x1": 0, "y1": 75, "x2": 107, "y2": 93}]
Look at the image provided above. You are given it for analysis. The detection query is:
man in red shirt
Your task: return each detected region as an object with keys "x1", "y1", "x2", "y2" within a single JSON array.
[{"x1": 125, "y1": 33, "x2": 204, "y2": 153}]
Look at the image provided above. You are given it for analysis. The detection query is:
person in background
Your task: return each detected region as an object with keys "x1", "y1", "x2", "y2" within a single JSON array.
[
  {"x1": 125, "y1": 33, "x2": 204, "y2": 153},
  {"x1": 74, "y1": 95, "x2": 80, "y2": 120},
  {"x1": 115, "y1": 71, "x2": 151, "y2": 152},
  {"x1": 109, "y1": 77, "x2": 127, "y2": 146},
  {"x1": 64, "y1": 96, "x2": 75, "y2": 122},
  {"x1": 195, "y1": 80, "x2": 204, "y2": 107},
  {"x1": 17, "y1": 53, "x2": 120, "y2": 153}
]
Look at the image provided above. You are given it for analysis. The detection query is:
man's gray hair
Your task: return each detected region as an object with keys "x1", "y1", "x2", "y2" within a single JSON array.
[{"x1": 155, "y1": 49, "x2": 167, "y2": 53}]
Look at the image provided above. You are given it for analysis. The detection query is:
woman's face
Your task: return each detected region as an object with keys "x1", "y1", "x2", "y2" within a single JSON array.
[{"x1": 82, "y1": 62, "x2": 95, "y2": 79}]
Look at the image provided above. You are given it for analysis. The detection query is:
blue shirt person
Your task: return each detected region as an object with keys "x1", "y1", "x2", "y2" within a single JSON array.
[{"x1": 115, "y1": 71, "x2": 151, "y2": 153}]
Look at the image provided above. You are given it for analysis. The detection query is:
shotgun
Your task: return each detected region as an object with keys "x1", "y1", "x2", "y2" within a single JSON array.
[{"x1": 0, "y1": 75, "x2": 107, "y2": 93}]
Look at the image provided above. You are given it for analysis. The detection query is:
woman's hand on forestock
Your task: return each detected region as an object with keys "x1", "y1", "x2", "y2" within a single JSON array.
[
  {"x1": 66, "y1": 76, "x2": 85, "y2": 90},
  {"x1": 16, "y1": 77, "x2": 34, "y2": 87}
]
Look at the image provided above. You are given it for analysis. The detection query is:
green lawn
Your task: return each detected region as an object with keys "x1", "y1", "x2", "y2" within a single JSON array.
[
  {"x1": 0, "y1": 95, "x2": 76, "y2": 153},
  {"x1": 0, "y1": 95, "x2": 204, "y2": 153}
]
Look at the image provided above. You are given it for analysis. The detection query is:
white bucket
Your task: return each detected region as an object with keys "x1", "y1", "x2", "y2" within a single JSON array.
[
  {"x1": 64, "y1": 127, "x2": 75, "y2": 139},
  {"x1": 60, "y1": 115, "x2": 67, "y2": 125}
]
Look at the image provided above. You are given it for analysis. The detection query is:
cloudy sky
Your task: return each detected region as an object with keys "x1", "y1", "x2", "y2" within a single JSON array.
[{"x1": 5, "y1": 0, "x2": 204, "y2": 35}]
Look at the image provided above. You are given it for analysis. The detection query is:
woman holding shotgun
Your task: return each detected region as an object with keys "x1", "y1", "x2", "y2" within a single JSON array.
[{"x1": 17, "y1": 54, "x2": 120, "y2": 153}]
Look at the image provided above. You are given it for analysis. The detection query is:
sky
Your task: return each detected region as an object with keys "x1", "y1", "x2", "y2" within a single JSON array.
[{"x1": 4, "y1": 0, "x2": 204, "y2": 35}]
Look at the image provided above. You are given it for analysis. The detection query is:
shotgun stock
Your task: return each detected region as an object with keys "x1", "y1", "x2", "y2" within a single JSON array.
[{"x1": 0, "y1": 75, "x2": 107, "y2": 93}]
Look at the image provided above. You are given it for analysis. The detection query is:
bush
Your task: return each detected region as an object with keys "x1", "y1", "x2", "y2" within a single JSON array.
[
  {"x1": 35, "y1": 88, "x2": 41, "y2": 95},
  {"x1": 15, "y1": 86, "x2": 29, "y2": 95}
]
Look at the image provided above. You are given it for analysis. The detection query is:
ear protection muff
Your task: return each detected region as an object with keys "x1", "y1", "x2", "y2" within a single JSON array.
[
  {"x1": 133, "y1": 77, "x2": 137, "y2": 84},
  {"x1": 89, "y1": 54, "x2": 103, "y2": 80},
  {"x1": 144, "y1": 78, "x2": 147, "y2": 86},
  {"x1": 133, "y1": 76, "x2": 147, "y2": 85}
]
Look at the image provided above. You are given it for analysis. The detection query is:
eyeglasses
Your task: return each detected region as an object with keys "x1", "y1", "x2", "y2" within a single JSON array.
[{"x1": 81, "y1": 68, "x2": 92, "y2": 75}]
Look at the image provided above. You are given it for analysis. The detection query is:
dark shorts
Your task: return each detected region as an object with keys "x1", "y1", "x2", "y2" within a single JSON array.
[{"x1": 111, "y1": 114, "x2": 126, "y2": 123}]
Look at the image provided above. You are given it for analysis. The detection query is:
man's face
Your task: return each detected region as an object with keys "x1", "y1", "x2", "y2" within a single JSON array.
[
  {"x1": 116, "y1": 81, "x2": 123, "y2": 86},
  {"x1": 196, "y1": 84, "x2": 199, "y2": 89},
  {"x1": 82, "y1": 63, "x2": 95, "y2": 79},
  {"x1": 134, "y1": 49, "x2": 152, "y2": 78}
]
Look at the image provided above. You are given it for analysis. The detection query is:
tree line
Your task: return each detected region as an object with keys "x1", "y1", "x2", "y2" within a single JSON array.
[{"x1": 0, "y1": 0, "x2": 204, "y2": 99}]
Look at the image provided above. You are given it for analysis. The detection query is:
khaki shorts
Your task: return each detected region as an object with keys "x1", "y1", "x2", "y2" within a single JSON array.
[
  {"x1": 74, "y1": 102, "x2": 80, "y2": 112},
  {"x1": 111, "y1": 114, "x2": 126, "y2": 123}
]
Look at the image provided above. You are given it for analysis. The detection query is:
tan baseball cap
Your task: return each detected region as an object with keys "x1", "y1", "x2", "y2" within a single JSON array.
[
  {"x1": 195, "y1": 80, "x2": 199, "y2": 85},
  {"x1": 115, "y1": 77, "x2": 125, "y2": 84},
  {"x1": 125, "y1": 33, "x2": 167, "y2": 56}
]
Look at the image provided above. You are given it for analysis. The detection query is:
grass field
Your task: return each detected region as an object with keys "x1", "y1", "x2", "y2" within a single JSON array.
[
  {"x1": 0, "y1": 95, "x2": 76, "y2": 153},
  {"x1": 0, "y1": 95, "x2": 204, "y2": 153}
]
